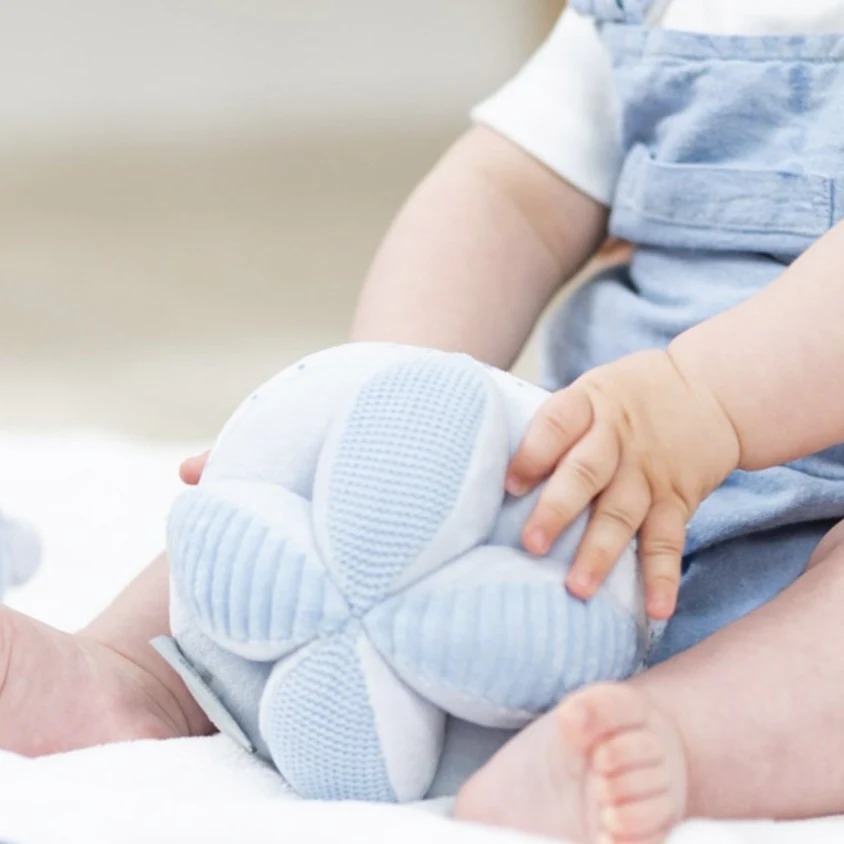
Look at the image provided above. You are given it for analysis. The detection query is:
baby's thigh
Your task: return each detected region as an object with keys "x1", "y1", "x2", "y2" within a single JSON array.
[
  {"x1": 649, "y1": 519, "x2": 837, "y2": 666},
  {"x1": 807, "y1": 518, "x2": 844, "y2": 569}
]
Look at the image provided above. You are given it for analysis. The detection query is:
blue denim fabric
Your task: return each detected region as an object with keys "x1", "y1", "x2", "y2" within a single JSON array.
[
  {"x1": 544, "y1": 1, "x2": 844, "y2": 661},
  {"x1": 570, "y1": 0, "x2": 651, "y2": 24}
]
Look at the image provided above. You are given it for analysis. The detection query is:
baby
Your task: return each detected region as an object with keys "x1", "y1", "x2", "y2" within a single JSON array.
[{"x1": 3, "y1": 1, "x2": 844, "y2": 842}]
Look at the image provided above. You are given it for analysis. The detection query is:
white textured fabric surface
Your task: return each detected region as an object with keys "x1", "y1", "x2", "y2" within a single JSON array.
[
  {"x1": 472, "y1": 1, "x2": 844, "y2": 205},
  {"x1": 1, "y1": 430, "x2": 844, "y2": 843}
]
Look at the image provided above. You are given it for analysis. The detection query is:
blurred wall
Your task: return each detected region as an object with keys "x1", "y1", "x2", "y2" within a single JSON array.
[
  {"x1": 2, "y1": 1, "x2": 549, "y2": 143},
  {"x1": 0, "y1": 2, "x2": 564, "y2": 440}
]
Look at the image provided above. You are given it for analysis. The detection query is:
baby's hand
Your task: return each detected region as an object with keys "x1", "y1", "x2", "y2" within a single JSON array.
[{"x1": 507, "y1": 350, "x2": 740, "y2": 619}]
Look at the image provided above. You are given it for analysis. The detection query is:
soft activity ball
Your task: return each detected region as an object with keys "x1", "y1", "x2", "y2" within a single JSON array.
[
  {"x1": 0, "y1": 511, "x2": 40, "y2": 599},
  {"x1": 164, "y1": 343, "x2": 648, "y2": 803}
]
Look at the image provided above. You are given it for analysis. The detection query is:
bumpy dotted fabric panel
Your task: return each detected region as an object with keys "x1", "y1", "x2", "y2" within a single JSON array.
[
  {"x1": 261, "y1": 633, "x2": 395, "y2": 802},
  {"x1": 325, "y1": 358, "x2": 488, "y2": 612}
]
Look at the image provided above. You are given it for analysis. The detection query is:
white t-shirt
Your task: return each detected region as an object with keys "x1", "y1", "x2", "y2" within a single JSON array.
[{"x1": 472, "y1": 1, "x2": 844, "y2": 205}]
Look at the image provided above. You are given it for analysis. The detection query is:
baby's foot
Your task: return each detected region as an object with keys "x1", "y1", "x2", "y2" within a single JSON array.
[
  {"x1": 0, "y1": 605, "x2": 200, "y2": 755},
  {"x1": 455, "y1": 683, "x2": 687, "y2": 843}
]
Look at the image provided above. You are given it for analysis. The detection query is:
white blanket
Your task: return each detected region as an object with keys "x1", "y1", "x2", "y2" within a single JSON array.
[{"x1": 0, "y1": 431, "x2": 841, "y2": 844}]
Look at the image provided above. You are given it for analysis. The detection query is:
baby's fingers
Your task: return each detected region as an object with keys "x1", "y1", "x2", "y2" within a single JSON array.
[
  {"x1": 179, "y1": 450, "x2": 210, "y2": 486},
  {"x1": 638, "y1": 501, "x2": 687, "y2": 620},
  {"x1": 565, "y1": 471, "x2": 650, "y2": 601},
  {"x1": 521, "y1": 422, "x2": 619, "y2": 555},
  {"x1": 506, "y1": 387, "x2": 593, "y2": 496}
]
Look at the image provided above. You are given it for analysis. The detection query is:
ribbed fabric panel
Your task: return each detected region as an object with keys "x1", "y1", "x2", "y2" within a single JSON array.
[
  {"x1": 168, "y1": 489, "x2": 346, "y2": 660},
  {"x1": 368, "y1": 579, "x2": 642, "y2": 716}
]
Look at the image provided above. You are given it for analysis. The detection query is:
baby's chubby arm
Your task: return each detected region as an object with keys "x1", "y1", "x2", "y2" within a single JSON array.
[
  {"x1": 181, "y1": 129, "x2": 606, "y2": 487},
  {"x1": 351, "y1": 125, "x2": 608, "y2": 368},
  {"x1": 510, "y1": 220, "x2": 844, "y2": 619}
]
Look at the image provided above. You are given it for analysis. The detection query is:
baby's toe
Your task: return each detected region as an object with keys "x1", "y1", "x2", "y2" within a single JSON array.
[
  {"x1": 593, "y1": 729, "x2": 662, "y2": 776},
  {"x1": 597, "y1": 764, "x2": 668, "y2": 804},
  {"x1": 558, "y1": 683, "x2": 649, "y2": 759},
  {"x1": 599, "y1": 790, "x2": 676, "y2": 840}
]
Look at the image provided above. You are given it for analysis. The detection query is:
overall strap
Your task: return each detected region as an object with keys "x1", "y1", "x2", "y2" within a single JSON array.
[{"x1": 568, "y1": 0, "x2": 657, "y2": 24}]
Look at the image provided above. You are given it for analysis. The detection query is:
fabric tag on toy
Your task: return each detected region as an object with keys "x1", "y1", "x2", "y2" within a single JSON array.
[{"x1": 151, "y1": 636, "x2": 255, "y2": 753}]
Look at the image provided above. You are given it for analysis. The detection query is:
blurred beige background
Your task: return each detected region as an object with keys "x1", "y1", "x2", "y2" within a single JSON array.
[{"x1": 0, "y1": 1, "x2": 564, "y2": 440}]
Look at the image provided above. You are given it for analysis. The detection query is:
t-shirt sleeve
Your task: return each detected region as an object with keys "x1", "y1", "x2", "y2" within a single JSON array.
[{"x1": 471, "y1": 8, "x2": 622, "y2": 206}]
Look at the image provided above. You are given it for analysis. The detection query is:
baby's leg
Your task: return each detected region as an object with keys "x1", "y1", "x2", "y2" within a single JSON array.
[
  {"x1": 456, "y1": 519, "x2": 844, "y2": 842},
  {"x1": 0, "y1": 554, "x2": 211, "y2": 755}
]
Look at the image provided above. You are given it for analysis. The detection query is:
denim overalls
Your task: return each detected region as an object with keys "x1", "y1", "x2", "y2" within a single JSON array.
[{"x1": 543, "y1": 0, "x2": 844, "y2": 662}]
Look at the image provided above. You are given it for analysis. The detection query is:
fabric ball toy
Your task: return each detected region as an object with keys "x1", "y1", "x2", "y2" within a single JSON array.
[
  {"x1": 0, "y1": 511, "x2": 40, "y2": 599},
  {"x1": 159, "y1": 343, "x2": 648, "y2": 803}
]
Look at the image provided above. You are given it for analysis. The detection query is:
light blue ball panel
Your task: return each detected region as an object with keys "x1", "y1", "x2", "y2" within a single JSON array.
[
  {"x1": 490, "y1": 489, "x2": 589, "y2": 572},
  {"x1": 322, "y1": 357, "x2": 494, "y2": 612},
  {"x1": 487, "y1": 489, "x2": 543, "y2": 551},
  {"x1": 169, "y1": 489, "x2": 347, "y2": 660},
  {"x1": 169, "y1": 615, "x2": 275, "y2": 760},
  {"x1": 367, "y1": 566, "x2": 642, "y2": 724},
  {"x1": 260, "y1": 632, "x2": 396, "y2": 802}
]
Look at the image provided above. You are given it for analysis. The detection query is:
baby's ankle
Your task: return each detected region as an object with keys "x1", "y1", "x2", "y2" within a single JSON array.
[
  {"x1": 78, "y1": 628, "x2": 212, "y2": 740},
  {"x1": 0, "y1": 607, "x2": 205, "y2": 755}
]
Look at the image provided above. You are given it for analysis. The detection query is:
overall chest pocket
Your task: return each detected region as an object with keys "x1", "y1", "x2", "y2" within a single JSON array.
[
  {"x1": 611, "y1": 144, "x2": 841, "y2": 254},
  {"x1": 603, "y1": 29, "x2": 844, "y2": 255}
]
